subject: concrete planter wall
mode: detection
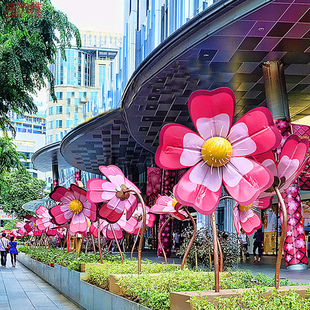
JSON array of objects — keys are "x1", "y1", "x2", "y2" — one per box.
[{"x1": 18, "y1": 253, "x2": 151, "y2": 310}]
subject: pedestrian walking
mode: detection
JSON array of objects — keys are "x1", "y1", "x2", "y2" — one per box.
[
  {"x1": 239, "y1": 228, "x2": 249, "y2": 261},
  {"x1": 9, "y1": 236, "x2": 18, "y2": 267},
  {"x1": 0, "y1": 232, "x2": 10, "y2": 267},
  {"x1": 253, "y1": 228, "x2": 264, "y2": 262}
]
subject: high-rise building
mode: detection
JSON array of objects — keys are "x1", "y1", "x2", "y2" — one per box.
[
  {"x1": 8, "y1": 111, "x2": 46, "y2": 180},
  {"x1": 46, "y1": 30, "x2": 122, "y2": 144}
]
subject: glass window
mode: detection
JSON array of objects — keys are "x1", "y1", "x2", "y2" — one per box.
[
  {"x1": 49, "y1": 135, "x2": 53, "y2": 143},
  {"x1": 56, "y1": 106, "x2": 63, "y2": 114},
  {"x1": 56, "y1": 120, "x2": 62, "y2": 128},
  {"x1": 55, "y1": 134, "x2": 59, "y2": 142},
  {"x1": 66, "y1": 106, "x2": 70, "y2": 114},
  {"x1": 49, "y1": 121, "x2": 53, "y2": 129},
  {"x1": 94, "y1": 35, "x2": 96, "y2": 46},
  {"x1": 48, "y1": 107, "x2": 53, "y2": 115},
  {"x1": 66, "y1": 120, "x2": 72, "y2": 128},
  {"x1": 89, "y1": 35, "x2": 92, "y2": 45}
]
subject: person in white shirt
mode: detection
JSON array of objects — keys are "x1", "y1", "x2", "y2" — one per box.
[{"x1": 0, "y1": 232, "x2": 10, "y2": 267}]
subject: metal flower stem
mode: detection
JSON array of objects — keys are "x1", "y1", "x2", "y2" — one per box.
[
  {"x1": 210, "y1": 211, "x2": 220, "y2": 292},
  {"x1": 181, "y1": 208, "x2": 197, "y2": 270},
  {"x1": 158, "y1": 215, "x2": 171, "y2": 265},
  {"x1": 110, "y1": 224, "x2": 124, "y2": 263},
  {"x1": 91, "y1": 234, "x2": 96, "y2": 254},
  {"x1": 217, "y1": 236, "x2": 223, "y2": 272},
  {"x1": 85, "y1": 234, "x2": 89, "y2": 254},
  {"x1": 131, "y1": 225, "x2": 142, "y2": 261},
  {"x1": 275, "y1": 186, "x2": 287, "y2": 289},
  {"x1": 78, "y1": 237, "x2": 83, "y2": 257},
  {"x1": 107, "y1": 240, "x2": 113, "y2": 252},
  {"x1": 97, "y1": 220, "x2": 103, "y2": 264},
  {"x1": 126, "y1": 189, "x2": 147, "y2": 274}
]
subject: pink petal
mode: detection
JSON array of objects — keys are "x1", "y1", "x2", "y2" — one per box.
[
  {"x1": 82, "y1": 201, "x2": 97, "y2": 222},
  {"x1": 155, "y1": 123, "x2": 203, "y2": 170},
  {"x1": 70, "y1": 213, "x2": 88, "y2": 233},
  {"x1": 98, "y1": 199, "x2": 124, "y2": 223},
  {"x1": 253, "y1": 197, "x2": 272, "y2": 209},
  {"x1": 99, "y1": 165, "x2": 125, "y2": 187},
  {"x1": 188, "y1": 88, "x2": 235, "y2": 139},
  {"x1": 223, "y1": 158, "x2": 274, "y2": 206},
  {"x1": 35, "y1": 205, "x2": 48, "y2": 217},
  {"x1": 278, "y1": 135, "x2": 309, "y2": 180},
  {"x1": 232, "y1": 107, "x2": 281, "y2": 156},
  {"x1": 124, "y1": 178, "x2": 141, "y2": 194},
  {"x1": 240, "y1": 209, "x2": 262, "y2": 235},
  {"x1": 50, "y1": 204, "x2": 72, "y2": 225},
  {"x1": 125, "y1": 195, "x2": 138, "y2": 220},
  {"x1": 174, "y1": 166, "x2": 222, "y2": 215},
  {"x1": 228, "y1": 122, "x2": 256, "y2": 156},
  {"x1": 233, "y1": 205, "x2": 240, "y2": 235},
  {"x1": 189, "y1": 162, "x2": 223, "y2": 192}
]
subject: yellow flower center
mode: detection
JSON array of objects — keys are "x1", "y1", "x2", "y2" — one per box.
[
  {"x1": 201, "y1": 137, "x2": 233, "y2": 167},
  {"x1": 239, "y1": 204, "x2": 253, "y2": 212},
  {"x1": 68, "y1": 200, "x2": 83, "y2": 214},
  {"x1": 172, "y1": 198, "x2": 178, "y2": 209}
]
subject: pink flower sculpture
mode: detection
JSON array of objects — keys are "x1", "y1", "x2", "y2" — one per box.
[
  {"x1": 155, "y1": 88, "x2": 281, "y2": 215},
  {"x1": 132, "y1": 203, "x2": 156, "y2": 234},
  {"x1": 252, "y1": 135, "x2": 309, "y2": 202},
  {"x1": 90, "y1": 213, "x2": 138, "y2": 240},
  {"x1": 87, "y1": 165, "x2": 140, "y2": 223},
  {"x1": 232, "y1": 199, "x2": 270, "y2": 235},
  {"x1": 16, "y1": 221, "x2": 28, "y2": 237},
  {"x1": 24, "y1": 215, "x2": 43, "y2": 237},
  {"x1": 35, "y1": 205, "x2": 57, "y2": 236},
  {"x1": 49, "y1": 184, "x2": 97, "y2": 234},
  {"x1": 150, "y1": 195, "x2": 188, "y2": 221}
]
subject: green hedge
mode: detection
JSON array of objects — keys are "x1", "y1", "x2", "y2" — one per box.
[
  {"x1": 19, "y1": 246, "x2": 121, "y2": 271},
  {"x1": 191, "y1": 286, "x2": 310, "y2": 310}
]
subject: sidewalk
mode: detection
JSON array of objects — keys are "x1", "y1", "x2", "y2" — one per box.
[{"x1": 0, "y1": 259, "x2": 82, "y2": 310}]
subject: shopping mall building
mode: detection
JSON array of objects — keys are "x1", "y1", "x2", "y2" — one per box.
[{"x1": 32, "y1": 0, "x2": 310, "y2": 269}]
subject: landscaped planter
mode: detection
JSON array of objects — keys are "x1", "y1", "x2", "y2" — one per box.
[
  {"x1": 18, "y1": 253, "x2": 151, "y2": 310},
  {"x1": 170, "y1": 285, "x2": 310, "y2": 310}
]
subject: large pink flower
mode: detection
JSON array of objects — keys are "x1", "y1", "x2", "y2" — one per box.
[
  {"x1": 150, "y1": 195, "x2": 188, "y2": 221},
  {"x1": 155, "y1": 88, "x2": 281, "y2": 214},
  {"x1": 232, "y1": 199, "x2": 270, "y2": 235},
  {"x1": 87, "y1": 165, "x2": 140, "y2": 223},
  {"x1": 90, "y1": 213, "x2": 138, "y2": 240},
  {"x1": 24, "y1": 215, "x2": 43, "y2": 237},
  {"x1": 49, "y1": 184, "x2": 97, "y2": 234},
  {"x1": 35, "y1": 205, "x2": 58, "y2": 236},
  {"x1": 132, "y1": 203, "x2": 156, "y2": 235},
  {"x1": 252, "y1": 135, "x2": 309, "y2": 202}
]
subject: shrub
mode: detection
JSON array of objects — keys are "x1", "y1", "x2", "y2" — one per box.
[
  {"x1": 85, "y1": 260, "x2": 180, "y2": 290},
  {"x1": 18, "y1": 246, "x2": 122, "y2": 271},
  {"x1": 178, "y1": 227, "x2": 239, "y2": 270},
  {"x1": 190, "y1": 286, "x2": 310, "y2": 310}
]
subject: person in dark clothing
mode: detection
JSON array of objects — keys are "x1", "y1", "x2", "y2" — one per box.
[
  {"x1": 9, "y1": 236, "x2": 18, "y2": 267},
  {"x1": 253, "y1": 228, "x2": 264, "y2": 262}
]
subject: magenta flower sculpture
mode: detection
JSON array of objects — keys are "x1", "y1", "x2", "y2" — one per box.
[
  {"x1": 253, "y1": 135, "x2": 309, "y2": 201},
  {"x1": 24, "y1": 215, "x2": 43, "y2": 237},
  {"x1": 155, "y1": 88, "x2": 281, "y2": 215},
  {"x1": 87, "y1": 165, "x2": 140, "y2": 222},
  {"x1": 252, "y1": 134, "x2": 309, "y2": 288},
  {"x1": 132, "y1": 203, "x2": 156, "y2": 235},
  {"x1": 232, "y1": 199, "x2": 270, "y2": 235},
  {"x1": 35, "y1": 205, "x2": 57, "y2": 236},
  {"x1": 49, "y1": 184, "x2": 97, "y2": 234}
]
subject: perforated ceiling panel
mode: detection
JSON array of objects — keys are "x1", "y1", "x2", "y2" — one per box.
[{"x1": 60, "y1": 109, "x2": 153, "y2": 175}]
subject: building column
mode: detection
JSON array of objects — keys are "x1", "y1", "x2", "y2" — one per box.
[
  {"x1": 262, "y1": 61, "x2": 308, "y2": 270},
  {"x1": 52, "y1": 164, "x2": 59, "y2": 190}
]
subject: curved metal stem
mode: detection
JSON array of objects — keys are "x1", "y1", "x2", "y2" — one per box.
[
  {"x1": 131, "y1": 226, "x2": 142, "y2": 261},
  {"x1": 181, "y1": 208, "x2": 196, "y2": 270},
  {"x1": 107, "y1": 240, "x2": 113, "y2": 252},
  {"x1": 158, "y1": 216, "x2": 171, "y2": 264},
  {"x1": 210, "y1": 211, "x2": 220, "y2": 292},
  {"x1": 217, "y1": 235, "x2": 223, "y2": 272},
  {"x1": 128, "y1": 189, "x2": 147, "y2": 274},
  {"x1": 91, "y1": 234, "x2": 96, "y2": 254},
  {"x1": 275, "y1": 186, "x2": 287, "y2": 289},
  {"x1": 110, "y1": 225, "x2": 124, "y2": 263},
  {"x1": 97, "y1": 220, "x2": 103, "y2": 264}
]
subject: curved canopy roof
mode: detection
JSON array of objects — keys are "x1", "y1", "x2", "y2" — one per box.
[
  {"x1": 122, "y1": 0, "x2": 310, "y2": 153},
  {"x1": 60, "y1": 109, "x2": 153, "y2": 175}
]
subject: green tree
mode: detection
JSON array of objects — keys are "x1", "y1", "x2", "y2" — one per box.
[
  {"x1": 0, "y1": 168, "x2": 46, "y2": 219},
  {"x1": 0, "y1": 136, "x2": 25, "y2": 175},
  {"x1": 4, "y1": 219, "x2": 18, "y2": 230},
  {"x1": 0, "y1": 0, "x2": 81, "y2": 132}
]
